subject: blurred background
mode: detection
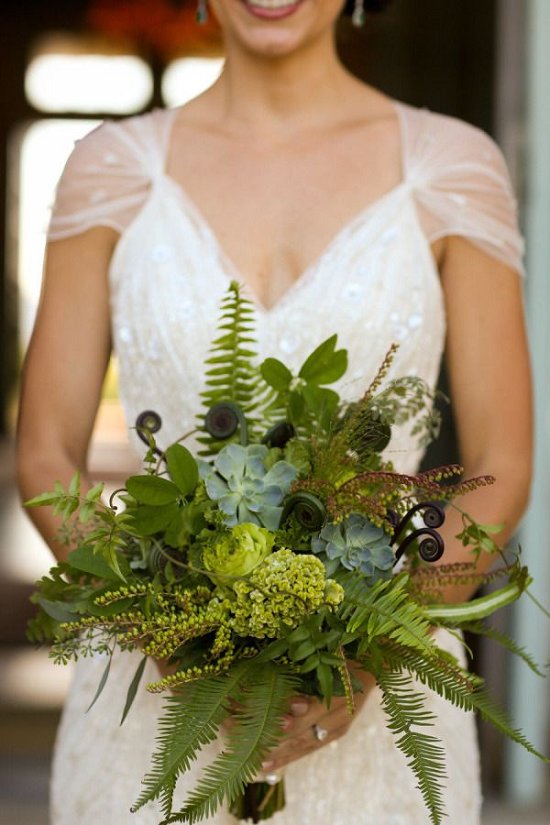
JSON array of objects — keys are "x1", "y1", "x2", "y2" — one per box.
[{"x1": 0, "y1": 0, "x2": 549, "y2": 822}]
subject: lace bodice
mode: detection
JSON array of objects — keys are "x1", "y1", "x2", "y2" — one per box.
[{"x1": 48, "y1": 99, "x2": 524, "y2": 825}]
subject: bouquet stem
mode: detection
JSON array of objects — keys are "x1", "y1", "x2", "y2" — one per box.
[{"x1": 230, "y1": 778, "x2": 286, "y2": 822}]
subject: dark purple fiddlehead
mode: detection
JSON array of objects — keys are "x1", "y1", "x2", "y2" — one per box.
[
  {"x1": 281, "y1": 492, "x2": 326, "y2": 531},
  {"x1": 389, "y1": 501, "x2": 446, "y2": 564},
  {"x1": 204, "y1": 402, "x2": 249, "y2": 446},
  {"x1": 262, "y1": 421, "x2": 295, "y2": 449},
  {"x1": 135, "y1": 410, "x2": 164, "y2": 458}
]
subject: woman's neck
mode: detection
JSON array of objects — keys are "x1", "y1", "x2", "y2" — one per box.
[{"x1": 204, "y1": 31, "x2": 365, "y2": 137}]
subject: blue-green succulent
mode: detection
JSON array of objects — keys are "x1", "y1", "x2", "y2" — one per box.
[
  {"x1": 311, "y1": 513, "x2": 395, "y2": 581},
  {"x1": 199, "y1": 443, "x2": 298, "y2": 530}
]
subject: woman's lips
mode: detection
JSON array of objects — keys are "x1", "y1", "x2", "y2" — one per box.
[{"x1": 240, "y1": 0, "x2": 306, "y2": 22}]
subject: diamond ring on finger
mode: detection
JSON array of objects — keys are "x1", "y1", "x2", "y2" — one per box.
[{"x1": 312, "y1": 723, "x2": 329, "y2": 742}]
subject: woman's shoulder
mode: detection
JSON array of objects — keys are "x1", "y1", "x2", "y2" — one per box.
[
  {"x1": 48, "y1": 108, "x2": 176, "y2": 241},
  {"x1": 393, "y1": 99, "x2": 523, "y2": 275},
  {"x1": 67, "y1": 107, "x2": 176, "y2": 173},
  {"x1": 395, "y1": 99, "x2": 511, "y2": 182}
]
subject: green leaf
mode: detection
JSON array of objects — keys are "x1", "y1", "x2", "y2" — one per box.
[
  {"x1": 36, "y1": 597, "x2": 79, "y2": 623},
  {"x1": 289, "y1": 640, "x2": 317, "y2": 661},
  {"x1": 24, "y1": 491, "x2": 60, "y2": 508},
  {"x1": 67, "y1": 545, "x2": 128, "y2": 581},
  {"x1": 129, "y1": 502, "x2": 180, "y2": 535},
  {"x1": 319, "y1": 652, "x2": 347, "y2": 667},
  {"x1": 165, "y1": 444, "x2": 199, "y2": 496},
  {"x1": 86, "y1": 595, "x2": 135, "y2": 617},
  {"x1": 260, "y1": 358, "x2": 293, "y2": 391},
  {"x1": 287, "y1": 625, "x2": 311, "y2": 644},
  {"x1": 69, "y1": 471, "x2": 81, "y2": 497},
  {"x1": 302, "y1": 385, "x2": 339, "y2": 423},
  {"x1": 255, "y1": 638, "x2": 289, "y2": 662},
  {"x1": 120, "y1": 656, "x2": 148, "y2": 725},
  {"x1": 86, "y1": 653, "x2": 112, "y2": 713},
  {"x1": 298, "y1": 335, "x2": 348, "y2": 385},
  {"x1": 316, "y1": 663, "x2": 333, "y2": 706},
  {"x1": 126, "y1": 475, "x2": 181, "y2": 506},
  {"x1": 424, "y1": 581, "x2": 527, "y2": 624},
  {"x1": 288, "y1": 390, "x2": 306, "y2": 423},
  {"x1": 299, "y1": 653, "x2": 321, "y2": 673},
  {"x1": 85, "y1": 482, "x2": 105, "y2": 503},
  {"x1": 78, "y1": 501, "x2": 96, "y2": 524}
]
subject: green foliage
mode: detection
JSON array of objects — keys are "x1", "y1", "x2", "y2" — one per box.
[
  {"x1": 163, "y1": 664, "x2": 299, "y2": 824},
  {"x1": 461, "y1": 622, "x2": 546, "y2": 677},
  {"x1": 165, "y1": 444, "x2": 199, "y2": 497},
  {"x1": 199, "y1": 281, "x2": 266, "y2": 452},
  {"x1": 456, "y1": 510, "x2": 503, "y2": 557},
  {"x1": 86, "y1": 653, "x2": 113, "y2": 712},
  {"x1": 120, "y1": 655, "x2": 148, "y2": 725},
  {"x1": 374, "y1": 669, "x2": 447, "y2": 825},
  {"x1": 133, "y1": 661, "x2": 298, "y2": 823},
  {"x1": 340, "y1": 574, "x2": 436, "y2": 656},
  {"x1": 260, "y1": 334, "x2": 347, "y2": 433}
]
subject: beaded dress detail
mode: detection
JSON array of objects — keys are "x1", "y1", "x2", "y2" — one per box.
[{"x1": 47, "y1": 100, "x2": 524, "y2": 825}]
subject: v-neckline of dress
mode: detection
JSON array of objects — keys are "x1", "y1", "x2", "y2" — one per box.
[{"x1": 159, "y1": 98, "x2": 410, "y2": 314}]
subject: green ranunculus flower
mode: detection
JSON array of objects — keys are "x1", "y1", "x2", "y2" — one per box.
[{"x1": 203, "y1": 523, "x2": 274, "y2": 584}]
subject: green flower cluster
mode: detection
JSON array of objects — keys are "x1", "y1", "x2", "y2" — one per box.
[
  {"x1": 203, "y1": 522, "x2": 274, "y2": 584},
  {"x1": 229, "y1": 548, "x2": 344, "y2": 638}
]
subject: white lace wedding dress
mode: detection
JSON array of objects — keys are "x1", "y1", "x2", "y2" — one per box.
[{"x1": 46, "y1": 98, "x2": 524, "y2": 824}]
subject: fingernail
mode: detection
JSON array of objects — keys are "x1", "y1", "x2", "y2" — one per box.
[
  {"x1": 261, "y1": 760, "x2": 275, "y2": 771},
  {"x1": 290, "y1": 701, "x2": 309, "y2": 716},
  {"x1": 280, "y1": 716, "x2": 292, "y2": 730}
]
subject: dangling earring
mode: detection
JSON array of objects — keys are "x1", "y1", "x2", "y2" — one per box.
[
  {"x1": 352, "y1": 0, "x2": 366, "y2": 28},
  {"x1": 196, "y1": 0, "x2": 208, "y2": 25}
]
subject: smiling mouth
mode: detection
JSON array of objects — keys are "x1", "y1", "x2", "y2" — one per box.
[{"x1": 240, "y1": 0, "x2": 306, "y2": 21}]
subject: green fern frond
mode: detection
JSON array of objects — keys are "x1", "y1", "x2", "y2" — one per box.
[
  {"x1": 340, "y1": 574, "x2": 436, "y2": 655},
  {"x1": 379, "y1": 641, "x2": 483, "y2": 708},
  {"x1": 198, "y1": 281, "x2": 268, "y2": 453},
  {"x1": 374, "y1": 668, "x2": 447, "y2": 825},
  {"x1": 375, "y1": 641, "x2": 548, "y2": 763},
  {"x1": 132, "y1": 661, "x2": 252, "y2": 816},
  {"x1": 469, "y1": 692, "x2": 548, "y2": 760},
  {"x1": 461, "y1": 621, "x2": 546, "y2": 676},
  {"x1": 164, "y1": 663, "x2": 299, "y2": 823}
]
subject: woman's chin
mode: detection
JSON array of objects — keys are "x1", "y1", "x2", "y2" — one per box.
[
  {"x1": 214, "y1": 0, "x2": 331, "y2": 58},
  {"x1": 238, "y1": 29, "x2": 307, "y2": 57}
]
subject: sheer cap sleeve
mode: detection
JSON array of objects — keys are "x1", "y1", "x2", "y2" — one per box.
[
  {"x1": 402, "y1": 104, "x2": 525, "y2": 276},
  {"x1": 46, "y1": 110, "x2": 172, "y2": 241}
]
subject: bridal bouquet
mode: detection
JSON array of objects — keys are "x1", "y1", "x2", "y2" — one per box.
[{"x1": 26, "y1": 282, "x2": 545, "y2": 825}]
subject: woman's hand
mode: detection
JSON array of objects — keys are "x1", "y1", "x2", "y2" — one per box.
[{"x1": 223, "y1": 668, "x2": 376, "y2": 773}]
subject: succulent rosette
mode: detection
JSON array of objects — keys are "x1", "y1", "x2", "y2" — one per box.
[
  {"x1": 312, "y1": 512, "x2": 395, "y2": 581},
  {"x1": 200, "y1": 443, "x2": 298, "y2": 530}
]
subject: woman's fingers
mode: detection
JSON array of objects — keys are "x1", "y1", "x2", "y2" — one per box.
[
  {"x1": 262, "y1": 719, "x2": 353, "y2": 771},
  {"x1": 262, "y1": 701, "x2": 358, "y2": 769}
]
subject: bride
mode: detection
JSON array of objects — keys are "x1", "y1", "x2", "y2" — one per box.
[{"x1": 16, "y1": 0, "x2": 532, "y2": 822}]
